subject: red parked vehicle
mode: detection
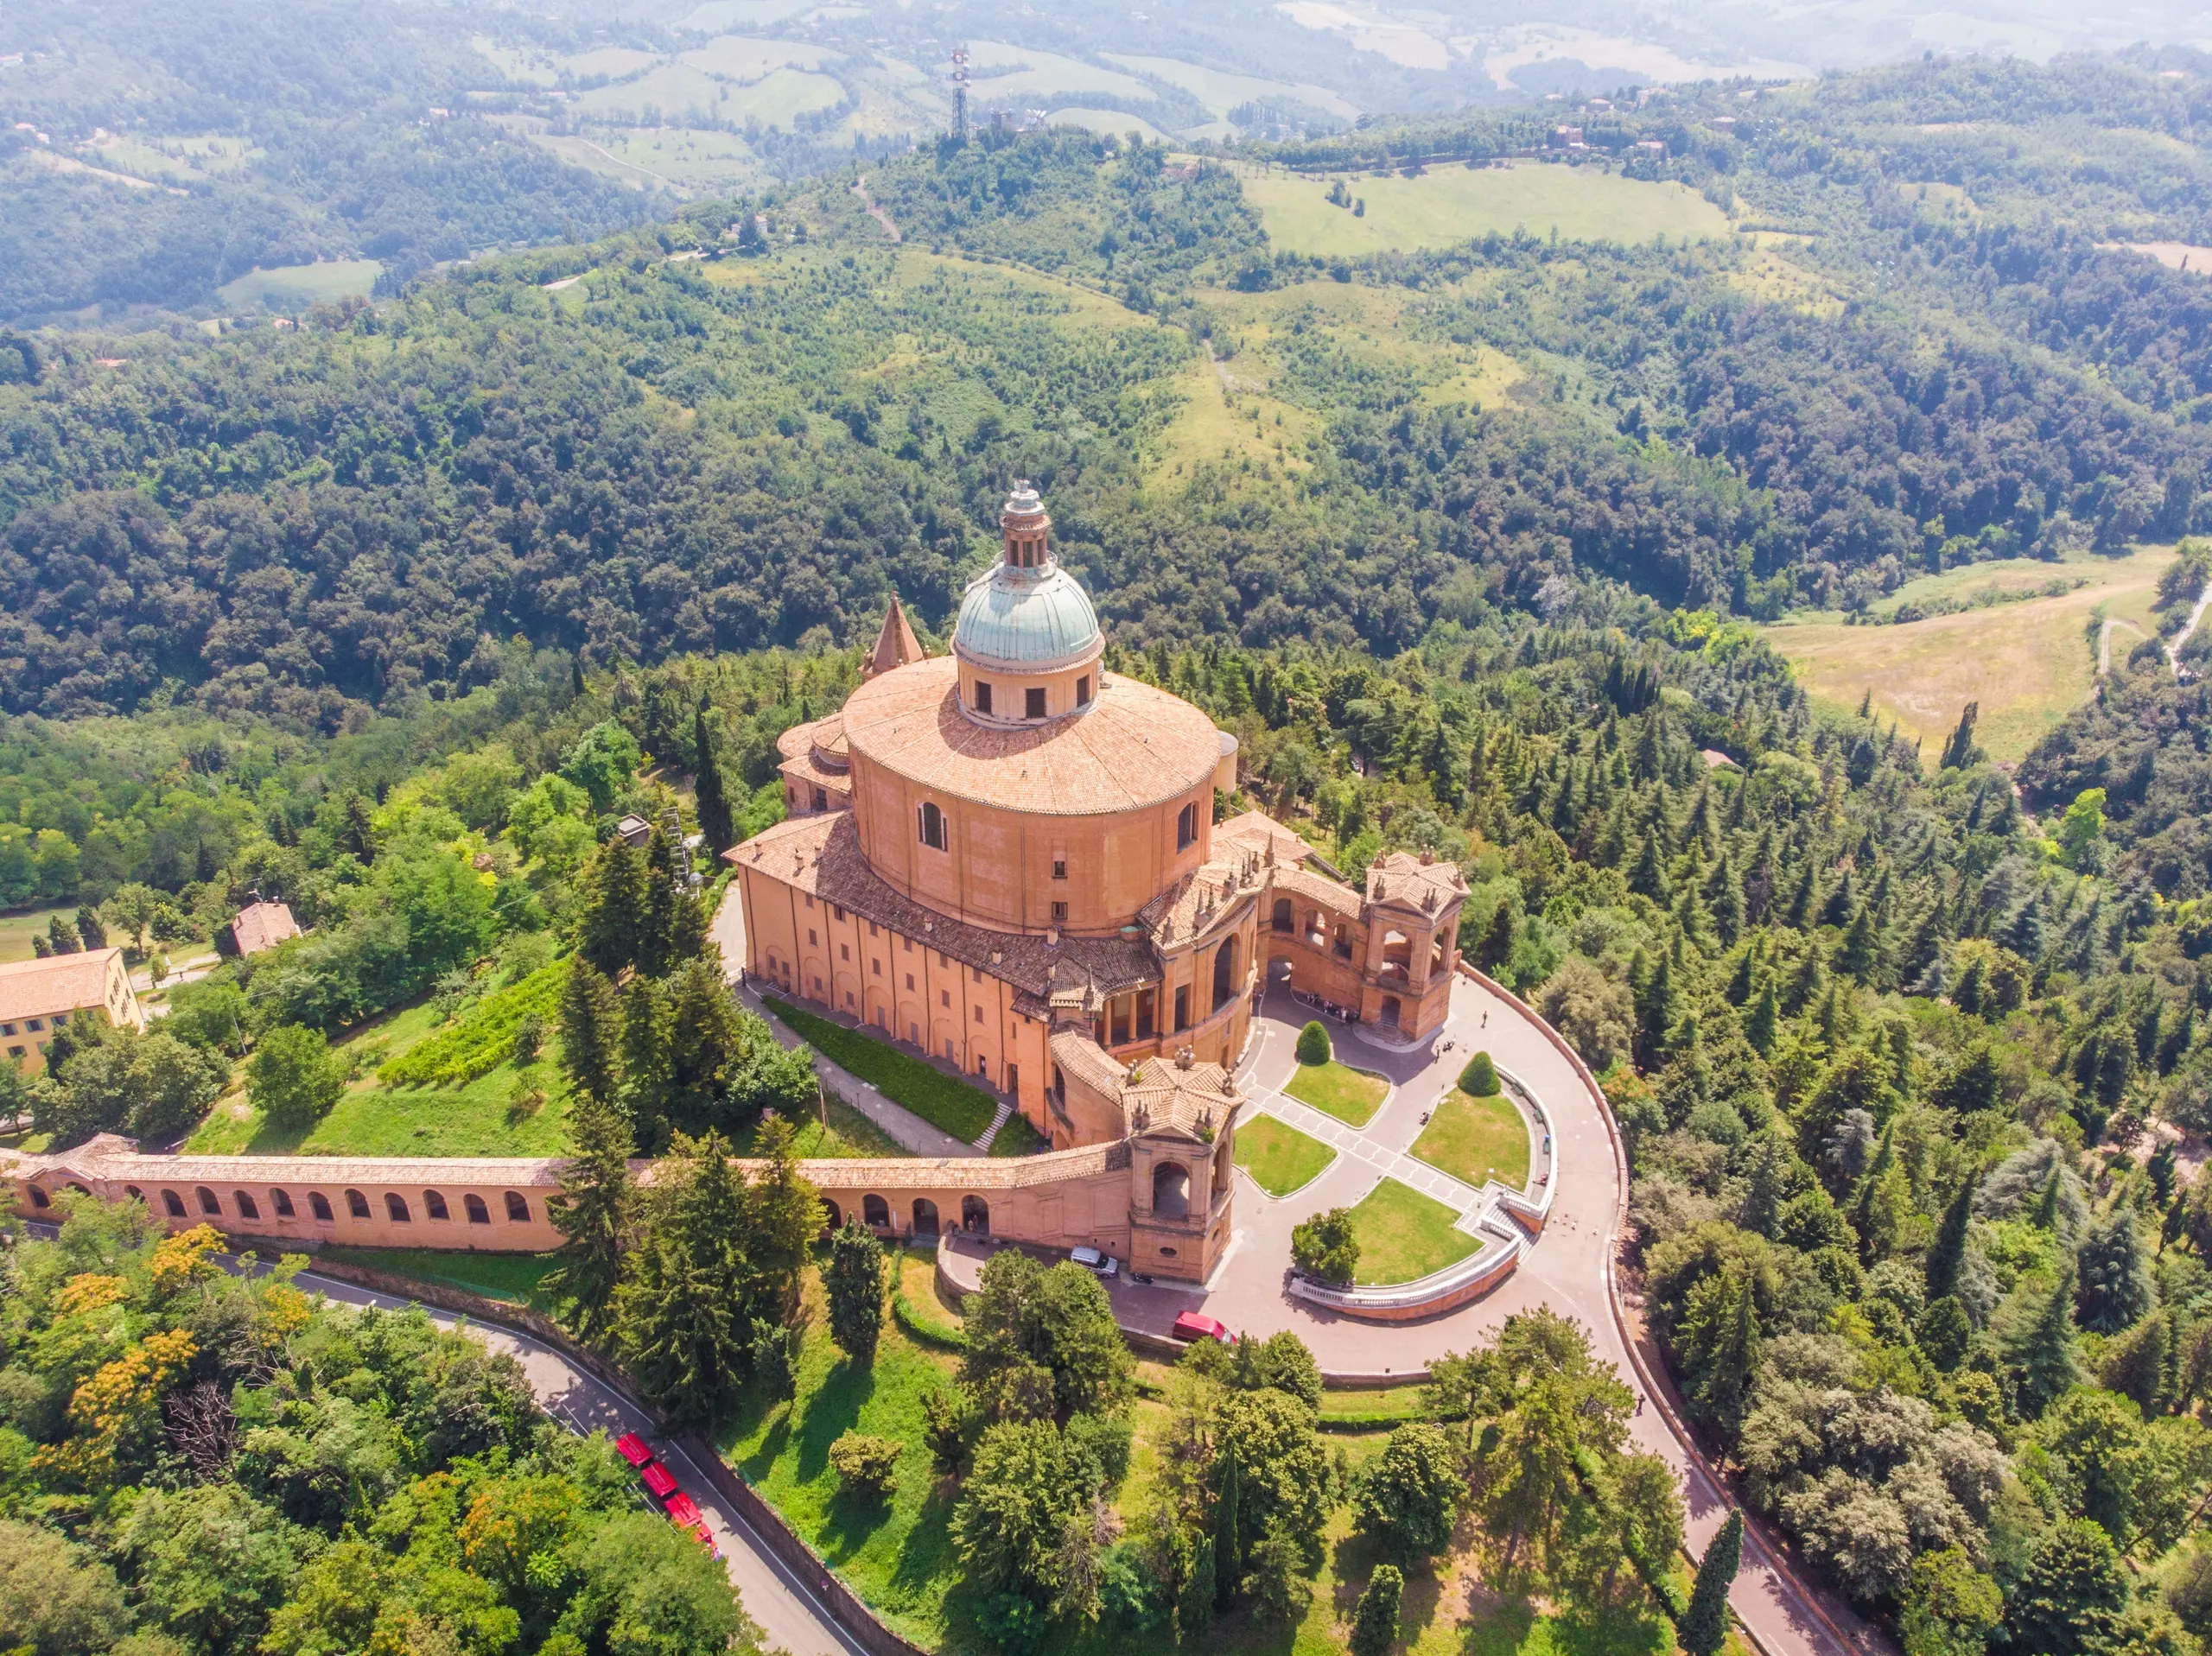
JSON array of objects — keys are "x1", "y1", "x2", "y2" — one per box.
[
  {"x1": 613, "y1": 1432, "x2": 720, "y2": 1558},
  {"x1": 1171, "y1": 1311, "x2": 1234, "y2": 1344}
]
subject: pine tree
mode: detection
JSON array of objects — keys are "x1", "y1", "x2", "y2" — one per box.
[
  {"x1": 1630, "y1": 830, "x2": 1669, "y2": 901},
  {"x1": 546, "y1": 1095, "x2": 635, "y2": 1348},
  {"x1": 2003, "y1": 1262, "x2": 2082, "y2": 1419},
  {"x1": 579, "y1": 837, "x2": 648, "y2": 976},
  {"x1": 1680, "y1": 1511, "x2": 1743, "y2": 1656},
  {"x1": 617, "y1": 1133, "x2": 748, "y2": 1425},
  {"x1": 745, "y1": 1111, "x2": 822, "y2": 1323},
  {"x1": 75, "y1": 905, "x2": 105, "y2": 949},
  {"x1": 1925, "y1": 1177, "x2": 1975, "y2": 1303},
  {"x1": 1745, "y1": 979, "x2": 1779, "y2": 1056},
  {"x1": 825, "y1": 1215, "x2": 886, "y2": 1361},
  {"x1": 1938, "y1": 702, "x2": 1983, "y2": 771},
  {"x1": 1837, "y1": 903, "x2": 1880, "y2": 982},
  {"x1": 694, "y1": 702, "x2": 736, "y2": 853},
  {"x1": 559, "y1": 958, "x2": 624, "y2": 1107},
  {"x1": 667, "y1": 956, "x2": 744, "y2": 1116}
]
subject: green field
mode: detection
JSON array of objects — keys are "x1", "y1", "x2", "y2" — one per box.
[
  {"x1": 1099, "y1": 54, "x2": 1357, "y2": 121},
  {"x1": 964, "y1": 40, "x2": 1159, "y2": 106},
  {"x1": 1049, "y1": 108, "x2": 1177, "y2": 144},
  {"x1": 1284, "y1": 1058, "x2": 1389, "y2": 1127},
  {"x1": 1765, "y1": 544, "x2": 2177, "y2": 763},
  {"x1": 0, "y1": 906, "x2": 82, "y2": 965},
  {"x1": 216, "y1": 260, "x2": 382, "y2": 309},
  {"x1": 1409, "y1": 1088, "x2": 1530, "y2": 1190},
  {"x1": 1345, "y1": 1178, "x2": 1478, "y2": 1285},
  {"x1": 1233, "y1": 1113, "x2": 1337, "y2": 1196},
  {"x1": 1240, "y1": 159, "x2": 1733, "y2": 257}
]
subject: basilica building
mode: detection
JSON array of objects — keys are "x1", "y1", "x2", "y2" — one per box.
[{"x1": 728, "y1": 485, "x2": 1467, "y2": 1275}]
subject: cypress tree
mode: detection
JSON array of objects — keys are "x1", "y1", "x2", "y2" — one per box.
[
  {"x1": 559, "y1": 958, "x2": 624, "y2": 1107},
  {"x1": 1925, "y1": 1177, "x2": 1975, "y2": 1303},
  {"x1": 695, "y1": 703, "x2": 735, "y2": 853},
  {"x1": 579, "y1": 836, "x2": 648, "y2": 976},
  {"x1": 640, "y1": 827, "x2": 683, "y2": 978},
  {"x1": 825, "y1": 1216, "x2": 886, "y2": 1361},
  {"x1": 75, "y1": 905, "x2": 106, "y2": 949},
  {"x1": 1350, "y1": 1564, "x2": 1403, "y2": 1656},
  {"x1": 546, "y1": 1095, "x2": 635, "y2": 1348},
  {"x1": 1214, "y1": 1441, "x2": 1243, "y2": 1611},
  {"x1": 1680, "y1": 1511, "x2": 1743, "y2": 1656}
]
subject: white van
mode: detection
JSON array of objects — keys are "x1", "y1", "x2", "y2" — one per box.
[{"x1": 1071, "y1": 1246, "x2": 1119, "y2": 1278}]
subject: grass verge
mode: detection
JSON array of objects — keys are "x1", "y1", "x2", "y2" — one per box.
[
  {"x1": 314, "y1": 1245, "x2": 561, "y2": 1309},
  {"x1": 764, "y1": 996, "x2": 997, "y2": 1143},
  {"x1": 1409, "y1": 1088, "x2": 1530, "y2": 1190},
  {"x1": 1285, "y1": 1059, "x2": 1389, "y2": 1127},
  {"x1": 1234, "y1": 1114, "x2": 1337, "y2": 1196},
  {"x1": 1344, "y1": 1178, "x2": 1478, "y2": 1286}
]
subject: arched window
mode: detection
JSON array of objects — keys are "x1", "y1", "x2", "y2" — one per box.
[
  {"x1": 162, "y1": 1190, "x2": 187, "y2": 1218},
  {"x1": 309, "y1": 1191, "x2": 334, "y2": 1222},
  {"x1": 196, "y1": 1186, "x2": 220, "y2": 1216},
  {"x1": 862, "y1": 1194, "x2": 890, "y2": 1228},
  {"x1": 912, "y1": 1198, "x2": 939, "y2": 1237},
  {"x1": 961, "y1": 1196, "x2": 989, "y2": 1235},
  {"x1": 385, "y1": 1193, "x2": 411, "y2": 1223},
  {"x1": 345, "y1": 1190, "x2": 371, "y2": 1220},
  {"x1": 424, "y1": 1190, "x2": 449, "y2": 1221},
  {"x1": 1271, "y1": 897, "x2": 1292, "y2": 933},
  {"x1": 1211, "y1": 935, "x2": 1238, "y2": 1012},
  {"x1": 1177, "y1": 802, "x2": 1198, "y2": 850},
  {"x1": 124, "y1": 1185, "x2": 143, "y2": 1202},
  {"x1": 27, "y1": 1184, "x2": 49, "y2": 1209},
  {"x1": 234, "y1": 1191, "x2": 261, "y2": 1221},
  {"x1": 271, "y1": 1189, "x2": 295, "y2": 1217},
  {"x1": 465, "y1": 1194, "x2": 491, "y2": 1225},
  {"x1": 918, "y1": 800, "x2": 947, "y2": 851},
  {"x1": 1152, "y1": 1162, "x2": 1190, "y2": 1221},
  {"x1": 505, "y1": 1191, "x2": 531, "y2": 1223},
  {"x1": 821, "y1": 1198, "x2": 842, "y2": 1233}
]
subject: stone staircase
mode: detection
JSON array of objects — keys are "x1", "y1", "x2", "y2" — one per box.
[{"x1": 973, "y1": 1099, "x2": 1015, "y2": 1152}]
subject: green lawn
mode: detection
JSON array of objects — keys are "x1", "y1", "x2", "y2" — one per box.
[
  {"x1": 0, "y1": 906, "x2": 83, "y2": 964},
  {"x1": 215, "y1": 258, "x2": 382, "y2": 309},
  {"x1": 1285, "y1": 1059, "x2": 1389, "y2": 1127},
  {"x1": 313, "y1": 1245, "x2": 561, "y2": 1309},
  {"x1": 1344, "y1": 1179, "x2": 1478, "y2": 1286},
  {"x1": 765, "y1": 997, "x2": 998, "y2": 1144},
  {"x1": 1240, "y1": 159, "x2": 1732, "y2": 258},
  {"x1": 1409, "y1": 1088, "x2": 1530, "y2": 1191},
  {"x1": 737, "y1": 1095, "x2": 912, "y2": 1160},
  {"x1": 1233, "y1": 1114, "x2": 1336, "y2": 1196}
]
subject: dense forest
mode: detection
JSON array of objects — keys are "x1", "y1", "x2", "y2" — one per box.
[{"x1": 0, "y1": 1201, "x2": 758, "y2": 1655}]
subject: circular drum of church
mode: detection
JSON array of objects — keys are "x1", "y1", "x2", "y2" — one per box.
[{"x1": 838, "y1": 655, "x2": 1224, "y2": 935}]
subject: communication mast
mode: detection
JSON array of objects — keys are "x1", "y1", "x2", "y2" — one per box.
[{"x1": 949, "y1": 46, "x2": 969, "y2": 142}]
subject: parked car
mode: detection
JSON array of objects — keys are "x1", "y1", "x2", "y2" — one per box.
[
  {"x1": 614, "y1": 1432, "x2": 721, "y2": 1558},
  {"x1": 1171, "y1": 1311, "x2": 1234, "y2": 1343},
  {"x1": 1071, "y1": 1245, "x2": 1120, "y2": 1278}
]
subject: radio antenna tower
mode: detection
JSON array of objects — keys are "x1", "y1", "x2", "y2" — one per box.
[{"x1": 949, "y1": 46, "x2": 969, "y2": 142}]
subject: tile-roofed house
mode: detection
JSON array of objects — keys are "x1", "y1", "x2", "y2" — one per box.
[
  {"x1": 0, "y1": 949, "x2": 143, "y2": 1073},
  {"x1": 230, "y1": 899, "x2": 301, "y2": 957}
]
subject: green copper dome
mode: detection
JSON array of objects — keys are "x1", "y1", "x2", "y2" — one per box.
[{"x1": 950, "y1": 482, "x2": 1103, "y2": 670}]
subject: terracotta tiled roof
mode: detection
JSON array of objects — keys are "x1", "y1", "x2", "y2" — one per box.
[
  {"x1": 737, "y1": 812, "x2": 1157, "y2": 1003},
  {"x1": 866, "y1": 594, "x2": 928, "y2": 678},
  {"x1": 1050, "y1": 1027, "x2": 1128, "y2": 1098},
  {"x1": 231, "y1": 901, "x2": 301, "y2": 957},
  {"x1": 1123, "y1": 1053, "x2": 1239, "y2": 1141},
  {"x1": 1215, "y1": 809, "x2": 1313, "y2": 866},
  {"x1": 1367, "y1": 850, "x2": 1467, "y2": 917},
  {"x1": 1138, "y1": 855, "x2": 1265, "y2": 949},
  {"x1": 1269, "y1": 862, "x2": 1366, "y2": 919},
  {"x1": 841, "y1": 657, "x2": 1220, "y2": 816},
  {"x1": 775, "y1": 714, "x2": 849, "y2": 771},
  {"x1": 0, "y1": 949, "x2": 123, "y2": 1025},
  {"x1": 5, "y1": 1133, "x2": 1123, "y2": 1193}
]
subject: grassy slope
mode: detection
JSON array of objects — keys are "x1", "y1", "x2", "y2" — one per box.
[
  {"x1": 1345, "y1": 1178, "x2": 1478, "y2": 1285},
  {"x1": 1285, "y1": 1060, "x2": 1389, "y2": 1127},
  {"x1": 1234, "y1": 1113, "x2": 1337, "y2": 1196},
  {"x1": 765, "y1": 997, "x2": 998, "y2": 1144},
  {"x1": 1239, "y1": 159, "x2": 1732, "y2": 258},
  {"x1": 1408, "y1": 1089, "x2": 1529, "y2": 1190},
  {"x1": 315, "y1": 1245, "x2": 561, "y2": 1307},
  {"x1": 1764, "y1": 544, "x2": 2177, "y2": 763}
]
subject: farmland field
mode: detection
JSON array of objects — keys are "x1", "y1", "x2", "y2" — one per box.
[
  {"x1": 1100, "y1": 53, "x2": 1357, "y2": 120},
  {"x1": 963, "y1": 40, "x2": 1160, "y2": 108},
  {"x1": 680, "y1": 35, "x2": 841, "y2": 78},
  {"x1": 216, "y1": 260, "x2": 382, "y2": 309},
  {"x1": 1049, "y1": 107, "x2": 1177, "y2": 144},
  {"x1": 1240, "y1": 159, "x2": 1734, "y2": 257},
  {"x1": 1765, "y1": 545, "x2": 2177, "y2": 763}
]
